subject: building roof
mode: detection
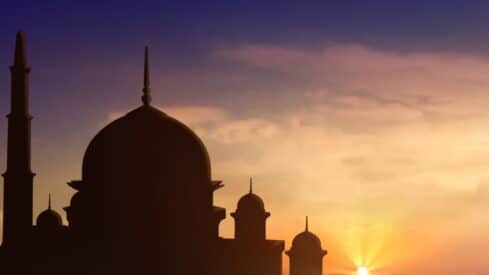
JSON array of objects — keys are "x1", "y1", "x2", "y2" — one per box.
[
  {"x1": 288, "y1": 217, "x2": 326, "y2": 253},
  {"x1": 235, "y1": 178, "x2": 266, "y2": 212},
  {"x1": 81, "y1": 48, "x2": 212, "y2": 193},
  {"x1": 36, "y1": 195, "x2": 62, "y2": 229}
]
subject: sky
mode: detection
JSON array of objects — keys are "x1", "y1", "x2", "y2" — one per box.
[{"x1": 1, "y1": 1, "x2": 489, "y2": 274}]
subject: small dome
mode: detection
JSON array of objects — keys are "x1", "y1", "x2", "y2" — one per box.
[
  {"x1": 237, "y1": 193, "x2": 265, "y2": 212},
  {"x1": 289, "y1": 217, "x2": 325, "y2": 253},
  {"x1": 37, "y1": 209, "x2": 62, "y2": 229},
  {"x1": 236, "y1": 179, "x2": 265, "y2": 212},
  {"x1": 291, "y1": 231, "x2": 322, "y2": 250},
  {"x1": 37, "y1": 195, "x2": 62, "y2": 229}
]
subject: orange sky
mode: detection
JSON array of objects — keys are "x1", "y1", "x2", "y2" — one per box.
[{"x1": 2, "y1": 42, "x2": 489, "y2": 275}]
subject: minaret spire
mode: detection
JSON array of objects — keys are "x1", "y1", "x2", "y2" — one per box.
[
  {"x1": 2, "y1": 31, "x2": 35, "y2": 246},
  {"x1": 142, "y1": 46, "x2": 152, "y2": 106},
  {"x1": 48, "y1": 194, "x2": 51, "y2": 210},
  {"x1": 305, "y1": 216, "x2": 309, "y2": 232},
  {"x1": 14, "y1": 31, "x2": 28, "y2": 68},
  {"x1": 10, "y1": 31, "x2": 30, "y2": 116},
  {"x1": 249, "y1": 177, "x2": 253, "y2": 194}
]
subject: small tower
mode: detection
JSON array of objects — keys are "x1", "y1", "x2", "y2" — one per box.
[
  {"x1": 286, "y1": 217, "x2": 327, "y2": 275},
  {"x1": 231, "y1": 178, "x2": 270, "y2": 242},
  {"x1": 2, "y1": 31, "x2": 35, "y2": 245},
  {"x1": 36, "y1": 194, "x2": 63, "y2": 232}
]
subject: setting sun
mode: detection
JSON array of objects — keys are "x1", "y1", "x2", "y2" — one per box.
[{"x1": 358, "y1": 266, "x2": 369, "y2": 275}]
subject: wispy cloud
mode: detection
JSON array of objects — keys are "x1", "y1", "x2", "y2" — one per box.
[
  {"x1": 171, "y1": 43, "x2": 489, "y2": 273},
  {"x1": 3, "y1": 41, "x2": 489, "y2": 274}
]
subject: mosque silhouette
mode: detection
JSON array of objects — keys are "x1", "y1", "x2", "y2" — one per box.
[{"x1": 0, "y1": 32, "x2": 327, "y2": 275}]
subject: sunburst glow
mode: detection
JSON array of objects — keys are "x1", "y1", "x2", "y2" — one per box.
[{"x1": 357, "y1": 266, "x2": 369, "y2": 275}]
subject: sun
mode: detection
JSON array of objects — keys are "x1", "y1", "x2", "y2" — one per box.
[{"x1": 357, "y1": 266, "x2": 369, "y2": 275}]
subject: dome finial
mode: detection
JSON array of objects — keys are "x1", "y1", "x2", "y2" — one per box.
[
  {"x1": 305, "y1": 216, "x2": 309, "y2": 232},
  {"x1": 48, "y1": 193, "x2": 52, "y2": 210},
  {"x1": 249, "y1": 177, "x2": 253, "y2": 194},
  {"x1": 142, "y1": 46, "x2": 152, "y2": 106}
]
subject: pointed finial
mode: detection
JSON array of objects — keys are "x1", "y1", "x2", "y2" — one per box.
[
  {"x1": 142, "y1": 46, "x2": 152, "y2": 106},
  {"x1": 48, "y1": 194, "x2": 52, "y2": 210},
  {"x1": 13, "y1": 31, "x2": 28, "y2": 68},
  {"x1": 305, "y1": 216, "x2": 309, "y2": 232},
  {"x1": 249, "y1": 177, "x2": 253, "y2": 194}
]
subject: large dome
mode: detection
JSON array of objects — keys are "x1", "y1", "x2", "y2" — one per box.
[
  {"x1": 82, "y1": 105, "x2": 211, "y2": 187},
  {"x1": 72, "y1": 47, "x2": 217, "y2": 235},
  {"x1": 64, "y1": 48, "x2": 223, "y2": 275}
]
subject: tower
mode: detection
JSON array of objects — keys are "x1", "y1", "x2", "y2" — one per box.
[
  {"x1": 2, "y1": 31, "x2": 35, "y2": 245},
  {"x1": 226, "y1": 178, "x2": 283, "y2": 275},
  {"x1": 36, "y1": 195, "x2": 63, "y2": 231},
  {"x1": 231, "y1": 178, "x2": 270, "y2": 242},
  {"x1": 286, "y1": 217, "x2": 327, "y2": 275}
]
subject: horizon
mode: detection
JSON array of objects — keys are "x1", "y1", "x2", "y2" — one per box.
[{"x1": 1, "y1": 1, "x2": 489, "y2": 274}]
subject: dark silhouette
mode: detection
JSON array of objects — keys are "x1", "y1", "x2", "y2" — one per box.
[
  {"x1": 287, "y1": 217, "x2": 328, "y2": 275},
  {"x1": 0, "y1": 32, "x2": 327, "y2": 275},
  {"x1": 2, "y1": 31, "x2": 34, "y2": 247},
  {"x1": 217, "y1": 178, "x2": 284, "y2": 275}
]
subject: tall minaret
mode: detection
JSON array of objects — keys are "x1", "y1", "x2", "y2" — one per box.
[{"x1": 2, "y1": 31, "x2": 35, "y2": 245}]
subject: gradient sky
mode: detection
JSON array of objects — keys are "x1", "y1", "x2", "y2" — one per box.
[{"x1": 2, "y1": 1, "x2": 489, "y2": 274}]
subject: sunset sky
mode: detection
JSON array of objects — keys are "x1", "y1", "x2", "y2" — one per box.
[{"x1": 1, "y1": 1, "x2": 489, "y2": 274}]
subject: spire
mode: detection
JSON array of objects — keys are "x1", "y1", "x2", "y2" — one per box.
[
  {"x1": 13, "y1": 31, "x2": 28, "y2": 68},
  {"x1": 305, "y1": 216, "x2": 309, "y2": 232},
  {"x1": 142, "y1": 46, "x2": 152, "y2": 106},
  {"x1": 48, "y1": 194, "x2": 51, "y2": 210},
  {"x1": 249, "y1": 177, "x2": 253, "y2": 194},
  {"x1": 9, "y1": 30, "x2": 31, "y2": 116}
]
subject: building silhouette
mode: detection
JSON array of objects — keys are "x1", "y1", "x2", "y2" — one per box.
[
  {"x1": 0, "y1": 32, "x2": 327, "y2": 275},
  {"x1": 287, "y1": 217, "x2": 328, "y2": 275}
]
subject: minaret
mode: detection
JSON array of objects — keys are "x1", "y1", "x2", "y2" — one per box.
[{"x1": 2, "y1": 31, "x2": 35, "y2": 245}]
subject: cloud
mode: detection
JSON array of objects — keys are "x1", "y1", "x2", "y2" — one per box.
[
  {"x1": 215, "y1": 43, "x2": 489, "y2": 124},
  {"x1": 2, "y1": 41, "x2": 489, "y2": 273},
  {"x1": 164, "y1": 106, "x2": 230, "y2": 124},
  {"x1": 166, "y1": 99, "x2": 489, "y2": 273},
  {"x1": 159, "y1": 43, "x2": 489, "y2": 272}
]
